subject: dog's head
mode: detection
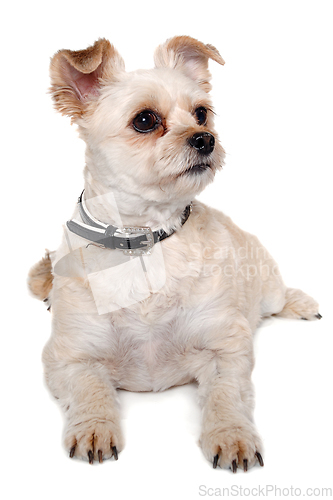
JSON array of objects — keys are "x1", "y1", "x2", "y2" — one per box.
[{"x1": 50, "y1": 37, "x2": 225, "y2": 205}]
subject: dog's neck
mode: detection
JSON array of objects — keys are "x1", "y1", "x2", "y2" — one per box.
[{"x1": 83, "y1": 168, "x2": 191, "y2": 234}]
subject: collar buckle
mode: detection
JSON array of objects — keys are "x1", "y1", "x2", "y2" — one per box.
[{"x1": 120, "y1": 226, "x2": 154, "y2": 256}]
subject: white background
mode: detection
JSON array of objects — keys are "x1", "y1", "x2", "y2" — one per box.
[{"x1": 1, "y1": 1, "x2": 332, "y2": 498}]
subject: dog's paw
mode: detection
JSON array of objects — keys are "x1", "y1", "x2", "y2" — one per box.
[
  {"x1": 275, "y1": 287, "x2": 322, "y2": 321},
  {"x1": 65, "y1": 419, "x2": 123, "y2": 464},
  {"x1": 200, "y1": 424, "x2": 264, "y2": 473}
]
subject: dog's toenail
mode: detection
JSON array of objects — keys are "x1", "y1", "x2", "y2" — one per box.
[
  {"x1": 88, "y1": 450, "x2": 94, "y2": 464},
  {"x1": 315, "y1": 313, "x2": 322, "y2": 319},
  {"x1": 98, "y1": 450, "x2": 103, "y2": 463},
  {"x1": 213, "y1": 454, "x2": 219, "y2": 468},
  {"x1": 243, "y1": 459, "x2": 248, "y2": 472},
  {"x1": 111, "y1": 446, "x2": 118, "y2": 460},
  {"x1": 255, "y1": 451, "x2": 264, "y2": 467},
  {"x1": 232, "y1": 460, "x2": 237, "y2": 473},
  {"x1": 69, "y1": 446, "x2": 75, "y2": 458}
]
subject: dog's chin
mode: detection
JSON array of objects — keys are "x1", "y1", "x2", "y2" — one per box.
[{"x1": 181, "y1": 163, "x2": 211, "y2": 176}]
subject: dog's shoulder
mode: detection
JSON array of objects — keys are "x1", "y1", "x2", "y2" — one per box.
[
  {"x1": 180, "y1": 200, "x2": 260, "y2": 255},
  {"x1": 184, "y1": 200, "x2": 237, "y2": 242}
]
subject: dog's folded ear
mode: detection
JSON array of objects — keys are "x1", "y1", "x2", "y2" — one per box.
[
  {"x1": 50, "y1": 39, "x2": 125, "y2": 119},
  {"x1": 154, "y1": 36, "x2": 224, "y2": 92}
]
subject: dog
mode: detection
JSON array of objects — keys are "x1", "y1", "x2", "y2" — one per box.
[{"x1": 28, "y1": 36, "x2": 321, "y2": 472}]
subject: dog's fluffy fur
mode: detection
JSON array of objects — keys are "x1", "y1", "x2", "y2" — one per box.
[{"x1": 28, "y1": 36, "x2": 320, "y2": 471}]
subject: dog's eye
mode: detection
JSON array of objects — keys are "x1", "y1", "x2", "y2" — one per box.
[
  {"x1": 195, "y1": 107, "x2": 208, "y2": 126},
  {"x1": 133, "y1": 110, "x2": 158, "y2": 133}
]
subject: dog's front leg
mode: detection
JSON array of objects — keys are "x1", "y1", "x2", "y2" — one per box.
[
  {"x1": 43, "y1": 344, "x2": 123, "y2": 463},
  {"x1": 197, "y1": 316, "x2": 263, "y2": 472}
]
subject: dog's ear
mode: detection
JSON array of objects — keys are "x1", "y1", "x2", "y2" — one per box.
[
  {"x1": 154, "y1": 36, "x2": 224, "y2": 92},
  {"x1": 50, "y1": 38, "x2": 125, "y2": 119}
]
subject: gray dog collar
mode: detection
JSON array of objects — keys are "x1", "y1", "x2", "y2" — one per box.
[{"x1": 66, "y1": 191, "x2": 192, "y2": 256}]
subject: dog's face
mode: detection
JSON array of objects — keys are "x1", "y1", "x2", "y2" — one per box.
[{"x1": 50, "y1": 37, "x2": 225, "y2": 205}]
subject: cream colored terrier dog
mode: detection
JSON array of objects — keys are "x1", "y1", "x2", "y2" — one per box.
[{"x1": 28, "y1": 36, "x2": 321, "y2": 472}]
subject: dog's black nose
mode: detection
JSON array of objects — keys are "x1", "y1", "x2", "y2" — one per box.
[{"x1": 188, "y1": 133, "x2": 215, "y2": 155}]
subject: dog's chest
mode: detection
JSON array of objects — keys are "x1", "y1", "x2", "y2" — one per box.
[{"x1": 109, "y1": 289, "x2": 203, "y2": 392}]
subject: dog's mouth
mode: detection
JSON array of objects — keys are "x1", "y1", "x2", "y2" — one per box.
[{"x1": 180, "y1": 164, "x2": 211, "y2": 176}]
